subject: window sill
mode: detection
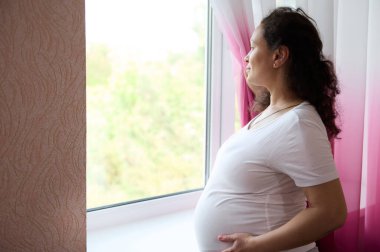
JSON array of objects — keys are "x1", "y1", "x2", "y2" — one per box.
[
  {"x1": 87, "y1": 191, "x2": 201, "y2": 252},
  {"x1": 87, "y1": 209, "x2": 198, "y2": 252}
]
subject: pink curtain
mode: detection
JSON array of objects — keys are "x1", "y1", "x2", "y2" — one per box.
[
  {"x1": 210, "y1": 0, "x2": 255, "y2": 126},
  {"x1": 318, "y1": 0, "x2": 380, "y2": 251}
]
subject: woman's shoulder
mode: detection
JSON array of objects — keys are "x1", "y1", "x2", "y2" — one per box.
[
  {"x1": 286, "y1": 101, "x2": 328, "y2": 136},
  {"x1": 288, "y1": 101, "x2": 321, "y2": 122}
]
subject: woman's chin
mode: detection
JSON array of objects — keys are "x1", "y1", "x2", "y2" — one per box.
[{"x1": 247, "y1": 82, "x2": 261, "y2": 90}]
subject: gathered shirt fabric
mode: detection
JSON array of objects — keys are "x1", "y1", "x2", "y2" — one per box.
[{"x1": 194, "y1": 101, "x2": 339, "y2": 252}]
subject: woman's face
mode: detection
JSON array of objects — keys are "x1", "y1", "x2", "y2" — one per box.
[{"x1": 244, "y1": 25, "x2": 275, "y2": 90}]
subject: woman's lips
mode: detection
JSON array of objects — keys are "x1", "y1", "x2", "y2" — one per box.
[{"x1": 244, "y1": 68, "x2": 250, "y2": 78}]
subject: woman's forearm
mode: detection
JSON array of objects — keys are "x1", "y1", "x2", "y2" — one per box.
[
  {"x1": 253, "y1": 206, "x2": 346, "y2": 251},
  {"x1": 252, "y1": 179, "x2": 347, "y2": 251}
]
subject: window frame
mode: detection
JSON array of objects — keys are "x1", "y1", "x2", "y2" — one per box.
[{"x1": 87, "y1": 0, "x2": 236, "y2": 230}]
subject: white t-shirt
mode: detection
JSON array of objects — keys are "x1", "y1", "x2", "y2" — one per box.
[{"x1": 194, "y1": 101, "x2": 339, "y2": 252}]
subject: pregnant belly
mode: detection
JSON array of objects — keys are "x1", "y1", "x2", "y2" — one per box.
[
  {"x1": 193, "y1": 193, "x2": 306, "y2": 252},
  {"x1": 194, "y1": 198, "x2": 271, "y2": 252}
]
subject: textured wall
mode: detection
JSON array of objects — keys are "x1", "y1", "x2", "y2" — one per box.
[{"x1": 0, "y1": 0, "x2": 86, "y2": 251}]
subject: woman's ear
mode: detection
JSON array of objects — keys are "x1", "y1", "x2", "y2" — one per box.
[{"x1": 272, "y1": 45, "x2": 289, "y2": 68}]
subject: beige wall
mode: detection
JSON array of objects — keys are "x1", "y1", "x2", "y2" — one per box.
[{"x1": 0, "y1": 0, "x2": 86, "y2": 251}]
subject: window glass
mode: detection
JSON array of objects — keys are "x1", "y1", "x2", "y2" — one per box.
[
  {"x1": 86, "y1": 0, "x2": 207, "y2": 209},
  {"x1": 276, "y1": 0, "x2": 296, "y2": 8}
]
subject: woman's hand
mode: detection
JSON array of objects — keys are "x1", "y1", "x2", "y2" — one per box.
[{"x1": 218, "y1": 232, "x2": 262, "y2": 252}]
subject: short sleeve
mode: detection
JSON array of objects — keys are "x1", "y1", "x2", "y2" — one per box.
[{"x1": 268, "y1": 112, "x2": 339, "y2": 187}]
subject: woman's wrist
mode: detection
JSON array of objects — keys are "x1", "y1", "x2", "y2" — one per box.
[
  {"x1": 250, "y1": 234, "x2": 277, "y2": 252},
  {"x1": 250, "y1": 236, "x2": 267, "y2": 252}
]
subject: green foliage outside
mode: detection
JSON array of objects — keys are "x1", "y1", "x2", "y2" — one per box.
[{"x1": 86, "y1": 24, "x2": 206, "y2": 209}]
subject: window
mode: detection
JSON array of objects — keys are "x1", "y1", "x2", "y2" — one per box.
[
  {"x1": 276, "y1": 0, "x2": 296, "y2": 8},
  {"x1": 86, "y1": 0, "x2": 209, "y2": 209}
]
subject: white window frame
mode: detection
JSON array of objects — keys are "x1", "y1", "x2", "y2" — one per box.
[{"x1": 87, "y1": 2, "x2": 236, "y2": 231}]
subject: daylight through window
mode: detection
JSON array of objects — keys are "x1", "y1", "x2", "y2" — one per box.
[{"x1": 86, "y1": 0, "x2": 208, "y2": 209}]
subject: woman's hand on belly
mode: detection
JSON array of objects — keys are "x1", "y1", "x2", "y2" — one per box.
[{"x1": 218, "y1": 232, "x2": 262, "y2": 252}]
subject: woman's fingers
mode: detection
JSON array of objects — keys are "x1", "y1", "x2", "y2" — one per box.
[
  {"x1": 218, "y1": 233, "x2": 257, "y2": 252},
  {"x1": 218, "y1": 234, "x2": 238, "y2": 242}
]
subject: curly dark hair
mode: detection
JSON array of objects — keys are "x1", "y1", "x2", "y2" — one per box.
[{"x1": 260, "y1": 7, "x2": 341, "y2": 139}]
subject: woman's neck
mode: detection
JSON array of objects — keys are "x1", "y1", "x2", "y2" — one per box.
[{"x1": 267, "y1": 85, "x2": 303, "y2": 109}]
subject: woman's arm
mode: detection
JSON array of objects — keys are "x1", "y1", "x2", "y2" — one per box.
[{"x1": 219, "y1": 178, "x2": 347, "y2": 252}]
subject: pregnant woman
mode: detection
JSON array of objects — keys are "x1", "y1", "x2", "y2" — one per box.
[{"x1": 194, "y1": 7, "x2": 347, "y2": 252}]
